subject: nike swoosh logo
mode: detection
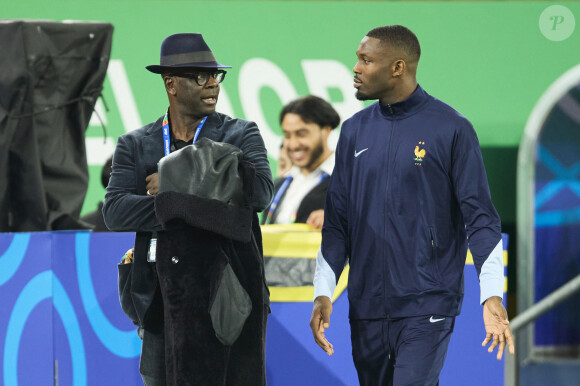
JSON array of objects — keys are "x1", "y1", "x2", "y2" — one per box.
[
  {"x1": 429, "y1": 316, "x2": 445, "y2": 323},
  {"x1": 354, "y1": 148, "x2": 368, "y2": 157}
]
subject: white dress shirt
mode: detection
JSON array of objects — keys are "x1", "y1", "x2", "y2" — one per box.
[{"x1": 274, "y1": 153, "x2": 335, "y2": 224}]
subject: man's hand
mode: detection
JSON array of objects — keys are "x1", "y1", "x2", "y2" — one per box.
[
  {"x1": 309, "y1": 296, "x2": 334, "y2": 356},
  {"x1": 306, "y1": 210, "x2": 325, "y2": 230},
  {"x1": 482, "y1": 296, "x2": 515, "y2": 360},
  {"x1": 145, "y1": 173, "x2": 159, "y2": 196}
]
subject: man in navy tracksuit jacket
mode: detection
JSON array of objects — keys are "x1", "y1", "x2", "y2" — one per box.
[{"x1": 309, "y1": 25, "x2": 514, "y2": 385}]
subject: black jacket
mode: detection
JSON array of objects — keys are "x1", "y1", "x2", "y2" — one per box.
[
  {"x1": 262, "y1": 176, "x2": 330, "y2": 224},
  {"x1": 153, "y1": 154, "x2": 268, "y2": 385},
  {"x1": 104, "y1": 112, "x2": 273, "y2": 327},
  {"x1": 106, "y1": 113, "x2": 273, "y2": 385}
]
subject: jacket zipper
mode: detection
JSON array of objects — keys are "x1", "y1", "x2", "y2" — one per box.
[{"x1": 383, "y1": 116, "x2": 396, "y2": 317}]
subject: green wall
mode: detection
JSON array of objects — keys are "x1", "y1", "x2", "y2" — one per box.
[{"x1": 2, "y1": 1, "x2": 579, "y2": 229}]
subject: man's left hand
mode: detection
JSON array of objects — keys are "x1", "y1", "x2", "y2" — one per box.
[{"x1": 482, "y1": 296, "x2": 515, "y2": 360}]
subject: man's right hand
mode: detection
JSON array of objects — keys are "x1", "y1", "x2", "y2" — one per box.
[
  {"x1": 309, "y1": 296, "x2": 334, "y2": 356},
  {"x1": 145, "y1": 173, "x2": 159, "y2": 196}
]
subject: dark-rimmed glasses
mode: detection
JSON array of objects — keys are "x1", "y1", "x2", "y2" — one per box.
[{"x1": 172, "y1": 70, "x2": 227, "y2": 86}]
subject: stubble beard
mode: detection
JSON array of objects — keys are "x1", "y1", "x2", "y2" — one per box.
[
  {"x1": 304, "y1": 140, "x2": 325, "y2": 172},
  {"x1": 355, "y1": 90, "x2": 373, "y2": 101}
]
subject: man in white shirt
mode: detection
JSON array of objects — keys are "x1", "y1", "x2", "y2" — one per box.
[{"x1": 262, "y1": 95, "x2": 340, "y2": 230}]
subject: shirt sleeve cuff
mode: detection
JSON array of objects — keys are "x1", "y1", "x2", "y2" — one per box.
[
  {"x1": 480, "y1": 277, "x2": 505, "y2": 305},
  {"x1": 313, "y1": 248, "x2": 337, "y2": 300},
  {"x1": 478, "y1": 238, "x2": 504, "y2": 305}
]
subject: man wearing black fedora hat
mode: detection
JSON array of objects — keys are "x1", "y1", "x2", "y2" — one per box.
[{"x1": 104, "y1": 33, "x2": 274, "y2": 385}]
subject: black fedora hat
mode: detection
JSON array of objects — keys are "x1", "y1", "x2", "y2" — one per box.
[{"x1": 146, "y1": 33, "x2": 231, "y2": 74}]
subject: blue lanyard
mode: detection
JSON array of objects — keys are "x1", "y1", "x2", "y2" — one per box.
[
  {"x1": 265, "y1": 171, "x2": 329, "y2": 224},
  {"x1": 318, "y1": 171, "x2": 330, "y2": 186},
  {"x1": 162, "y1": 111, "x2": 207, "y2": 156},
  {"x1": 265, "y1": 176, "x2": 293, "y2": 224}
]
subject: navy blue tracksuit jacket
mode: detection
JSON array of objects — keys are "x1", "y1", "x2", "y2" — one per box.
[{"x1": 315, "y1": 85, "x2": 504, "y2": 320}]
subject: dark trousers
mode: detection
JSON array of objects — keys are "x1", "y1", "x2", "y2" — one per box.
[
  {"x1": 350, "y1": 315, "x2": 455, "y2": 386},
  {"x1": 139, "y1": 326, "x2": 166, "y2": 386}
]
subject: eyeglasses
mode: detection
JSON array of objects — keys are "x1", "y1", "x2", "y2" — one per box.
[{"x1": 173, "y1": 70, "x2": 227, "y2": 86}]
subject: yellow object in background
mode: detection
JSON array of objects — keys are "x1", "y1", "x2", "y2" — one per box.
[
  {"x1": 262, "y1": 224, "x2": 508, "y2": 302},
  {"x1": 262, "y1": 224, "x2": 348, "y2": 302}
]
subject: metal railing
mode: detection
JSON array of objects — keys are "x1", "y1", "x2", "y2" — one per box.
[
  {"x1": 504, "y1": 274, "x2": 580, "y2": 386},
  {"x1": 514, "y1": 65, "x2": 580, "y2": 386}
]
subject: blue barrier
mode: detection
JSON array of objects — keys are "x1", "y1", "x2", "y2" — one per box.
[{"x1": 0, "y1": 231, "x2": 505, "y2": 385}]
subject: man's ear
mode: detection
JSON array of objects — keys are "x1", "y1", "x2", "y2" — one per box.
[
  {"x1": 392, "y1": 59, "x2": 406, "y2": 77},
  {"x1": 164, "y1": 75, "x2": 176, "y2": 95}
]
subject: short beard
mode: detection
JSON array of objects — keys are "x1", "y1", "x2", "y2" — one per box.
[
  {"x1": 304, "y1": 140, "x2": 325, "y2": 172},
  {"x1": 355, "y1": 90, "x2": 373, "y2": 101}
]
